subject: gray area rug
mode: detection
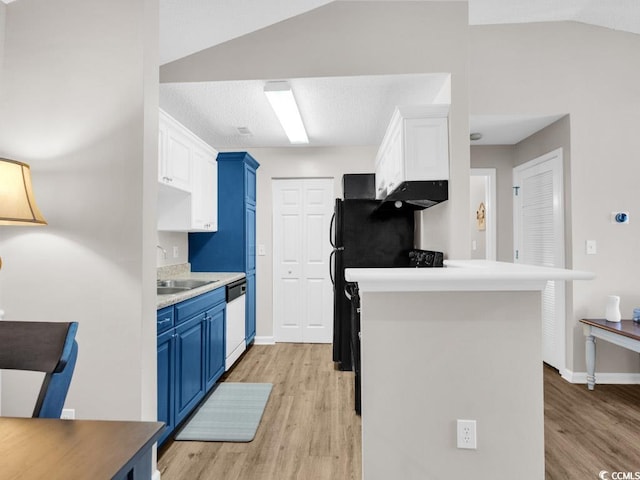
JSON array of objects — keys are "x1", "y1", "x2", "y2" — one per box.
[{"x1": 175, "y1": 383, "x2": 273, "y2": 442}]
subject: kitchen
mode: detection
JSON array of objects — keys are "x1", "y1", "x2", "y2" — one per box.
[{"x1": 1, "y1": 1, "x2": 640, "y2": 480}]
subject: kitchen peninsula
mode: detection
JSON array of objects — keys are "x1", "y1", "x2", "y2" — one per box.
[{"x1": 345, "y1": 260, "x2": 594, "y2": 480}]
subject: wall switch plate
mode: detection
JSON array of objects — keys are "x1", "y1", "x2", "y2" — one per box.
[
  {"x1": 61, "y1": 408, "x2": 75, "y2": 420},
  {"x1": 257, "y1": 244, "x2": 266, "y2": 256},
  {"x1": 586, "y1": 240, "x2": 597, "y2": 255},
  {"x1": 172, "y1": 246, "x2": 179, "y2": 258},
  {"x1": 457, "y1": 419, "x2": 477, "y2": 449}
]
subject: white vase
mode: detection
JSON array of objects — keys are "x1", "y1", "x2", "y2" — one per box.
[{"x1": 605, "y1": 295, "x2": 622, "y2": 322}]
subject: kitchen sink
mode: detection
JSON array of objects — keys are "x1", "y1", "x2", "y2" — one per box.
[
  {"x1": 157, "y1": 279, "x2": 219, "y2": 295},
  {"x1": 157, "y1": 286, "x2": 190, "y2": 295}
]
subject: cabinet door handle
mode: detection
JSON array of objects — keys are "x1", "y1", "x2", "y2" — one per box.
[{"x1": 158, "y1": 318, "x2": 172, "y2": 327}]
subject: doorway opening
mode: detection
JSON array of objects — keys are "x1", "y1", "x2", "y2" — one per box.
[{"x1": 470, "y1": 168, "x2": 497, "y2": 260}]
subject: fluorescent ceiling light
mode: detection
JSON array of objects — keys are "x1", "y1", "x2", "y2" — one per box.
[{"x1": 264, "y1": 81, "x2": 309, "y2": 144}]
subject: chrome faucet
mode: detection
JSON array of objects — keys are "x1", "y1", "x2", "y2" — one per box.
[{"x1": 157, "y1": 245, "x2": 167, "y2": 260}]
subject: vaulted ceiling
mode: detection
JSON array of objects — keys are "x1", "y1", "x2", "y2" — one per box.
[{"x1": 3, "y1": 0, "x2": 638, "y2": 147}]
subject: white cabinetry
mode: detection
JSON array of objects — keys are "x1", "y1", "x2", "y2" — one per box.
[
  {"x1": 158, "y1": 109, "x2": 218, "y2": 232},
  {"x1": 159, "y1": 112, "x2": 193, "y2": 192},
  {"x1": 191, "y1": 148, "x2": 217, "y2": 231},
  {"x1": 375, "y1": 105, "x2": 449, "y2": 200}
]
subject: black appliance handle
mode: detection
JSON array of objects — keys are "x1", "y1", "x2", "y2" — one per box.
[
  {"x1": 329, "y1": 249, "x2": 336, "y2": 286},
  {"x1": 329, "y1": 213, "x2": 336, "y2": 248}
]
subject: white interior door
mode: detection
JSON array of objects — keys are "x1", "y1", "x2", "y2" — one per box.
[
  {"x1": 273, "y1": 178, "x2": 334, "y2": 343},
  {"x1": 513, "y1": 148, "x2": 565, "y2": 371}
]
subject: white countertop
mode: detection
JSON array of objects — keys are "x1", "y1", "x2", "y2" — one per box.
[{"x1": 345, "y1": 260, "x2": 595, "y2": 293}]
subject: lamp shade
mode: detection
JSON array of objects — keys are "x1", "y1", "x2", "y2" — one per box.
[{"x1": 0, "y1": 158, "x2": 47, "y2": 226}]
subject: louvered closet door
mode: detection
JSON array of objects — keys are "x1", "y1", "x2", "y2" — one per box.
[{"x1": 513, "y1": 149, "x2": 565, "y2": 371}]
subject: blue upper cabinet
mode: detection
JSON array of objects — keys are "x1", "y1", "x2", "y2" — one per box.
[{"x1": 189, "y1": 152, "x2": 259, "y2": 343}]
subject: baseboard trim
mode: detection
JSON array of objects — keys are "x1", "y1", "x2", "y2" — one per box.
[
  {"x1": 253, "y1": 336, "x2": 276, "y2": 345},
  {"x1": 563, "y1": 368, "x2": 640, "y2": 384}
]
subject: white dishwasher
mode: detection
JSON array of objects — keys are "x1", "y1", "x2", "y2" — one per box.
[{"x1": 225, "y1": 278, "x2": 246, "y2": 370}]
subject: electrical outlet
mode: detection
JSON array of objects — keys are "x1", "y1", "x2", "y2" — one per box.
[
  {"x1": 457, "y1": 419, "x2": 477, "y2": 449},
  {"x1": 61, "y1": 408, "x2": 75, "y2": 420}
]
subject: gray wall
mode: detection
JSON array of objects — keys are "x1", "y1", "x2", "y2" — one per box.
[
  {"x1": 160, "y1": 0, "x2": 471, "y2": 341},
  {"x1": 0, "y1": 3, "x2": 5, "y2": 81},
  {"x1": 470, "y1": 145, "x2": 514, "y2": 262},
  {"x1": 471, "y1": 20, "x2": 640, "y2": 376},
  {"x1": 471, "y1": 22, "x2": 640, "y2": 375},
  {"x1": 362, "y1": 290, "x2": 544, "y2": 479},
  {"x1": 161, "y1": 0, "x2": 471, "y2": 259},
  {"x1": 0, "y1": 0, "x2": 159, "y2": 420}
]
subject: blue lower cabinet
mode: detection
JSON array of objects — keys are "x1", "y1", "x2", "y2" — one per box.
[
  {"x1": 157, "y1": 328, "x2": 175, "y2": 446},
  {"x1": 246, "y1": 272, "x2": 256, "y2": 344},
  {"x1": 175, "y1": 313, "x2": 205, "y2": 424},
  {"x1": 205, "y1": 302, "x2": 225, "y2": 391},
  {"x1": 156, "y1": 287, "x2": 226, "y2": 446}
]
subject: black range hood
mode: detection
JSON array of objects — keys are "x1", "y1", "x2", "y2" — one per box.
[{"x1": 379, "y1": 180, "x2": 448, "y2": 211}]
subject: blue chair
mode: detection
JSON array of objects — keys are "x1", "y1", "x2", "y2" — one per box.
[{"x1": 0, "y1": 321, "x2": 78, "y2": 418}]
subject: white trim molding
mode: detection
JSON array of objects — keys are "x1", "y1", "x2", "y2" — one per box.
[
  {"x1": 152, "y1": 469, "x2": 161, "y2": 480},
  {"x1": 253, "y1": 336, "x2": 276, "y2": 345},
  {"x1": 563, "y1": 369, "x2": 640, "y2": 385}
]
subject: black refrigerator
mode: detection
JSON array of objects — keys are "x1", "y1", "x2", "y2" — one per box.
[{"x1": 330, "y1": 198, "x2": 415, "y2": 372}]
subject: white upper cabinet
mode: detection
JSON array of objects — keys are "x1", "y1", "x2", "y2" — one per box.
[
  {"x1": 158, "y1": 109, "x2": 218, "y2": 232},
  {"x1": 191, "y1": 147, "x2": 217, "y2": 231},
  {"x1": 159, "y1": 111, "x2": 193, "y2": 192},
  {"x1": 375, "y1": 105, "x2": 449, "y2": 200}
]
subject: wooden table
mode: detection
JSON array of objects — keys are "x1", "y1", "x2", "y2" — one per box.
[
  {"x1": 580, "y1": 318, "x2": 640, "y2": 390},
  {"x1": 0, "y1": 417, "x2": 163, "y2": 479}
]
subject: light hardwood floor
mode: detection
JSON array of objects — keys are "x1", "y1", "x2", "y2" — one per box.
[
  {"x1": 158, "y1": 344, "x2": 361, "y2": 480},
  {"x1": 158, "y1": 344, "x2": 640, "y2": 480}
]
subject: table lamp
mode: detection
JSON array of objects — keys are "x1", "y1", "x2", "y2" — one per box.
[{"x1": 0, "y1": 157, "x2": 48, "y2": 273}]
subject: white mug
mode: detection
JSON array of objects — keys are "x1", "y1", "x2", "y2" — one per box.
[{"x1": 605, "y1": 295, "x2": 622, "y2": 322}]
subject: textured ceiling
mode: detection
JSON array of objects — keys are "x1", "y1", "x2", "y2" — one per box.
[
  {"x1": 469, "y1": 114, "x2": 566, "y2": 146},
  {"x1": 160, "y1": 74, "x2": 450, "y2": 149}
]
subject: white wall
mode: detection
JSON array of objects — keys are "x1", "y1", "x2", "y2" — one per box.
[
  {"x1": 156, "y1": 231, "x2": 189, "y2": 267},
  {"x1": 0, "y1": 0, "x2": 158, "y2": 421},
  {"x1": 471, "y1": 23, "x2": 640, "y2": 374}
]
